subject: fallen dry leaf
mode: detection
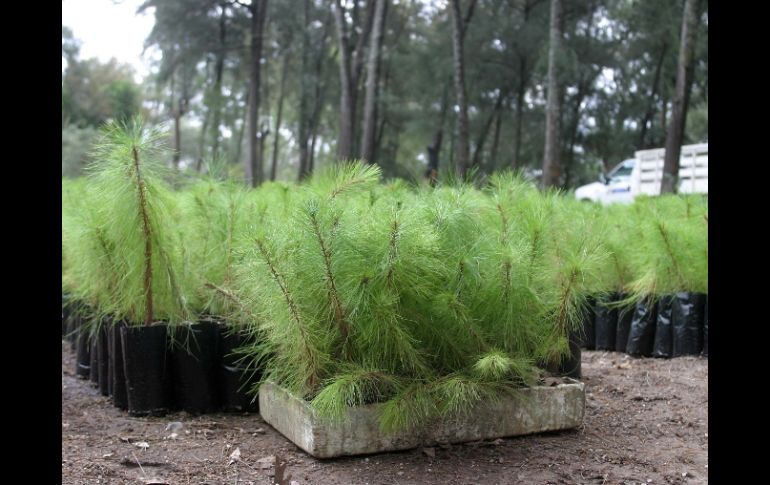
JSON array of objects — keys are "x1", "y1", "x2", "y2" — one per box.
[
  {"x1": 144, "y1": 479, "x2": 169, "y2": 485},
  {"x1": 228, "y1": 447, "x2": 241, "y2": 466},
  {"x1": 257, "y1": 455, "x2": 276, "y2": 469}
]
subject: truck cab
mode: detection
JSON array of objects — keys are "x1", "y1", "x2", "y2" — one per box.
[
  {"x1": 575, "y1": 158, "x2": 636, "y2": 205},
  {"x1": 575, "y1": 143, "x2": 707, "y2": 204}
]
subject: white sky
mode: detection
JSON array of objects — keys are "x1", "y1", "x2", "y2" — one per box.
[{"x1": 62, "y1": 0, "x2": 156, "y2": 82}]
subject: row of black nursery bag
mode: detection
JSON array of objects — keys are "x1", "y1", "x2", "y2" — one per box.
[
  {"x1": 580, "y1": 292, "x2": 708, "y2": 358},
  {"x1": 62, "y1": 299, "x2": 261, "y2": 417},
  {"x1": 64, "y1": 303, "x2": 586, "y2": 410}
]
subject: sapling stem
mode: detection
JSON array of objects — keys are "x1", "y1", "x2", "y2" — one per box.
[
  {"x1": 255, "y1": 237, "x2": 321, "y2": 389},
  {"x1": 131, "y1": 145, "x2": 154, "y2": 326},
  {"x1": 307, "y1": 209, "x2": 349, "y2": 352}
]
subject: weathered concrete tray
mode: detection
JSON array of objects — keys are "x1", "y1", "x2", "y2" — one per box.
[{"x1": 259, "y1": 378, "x2": 585, "y2": 458}]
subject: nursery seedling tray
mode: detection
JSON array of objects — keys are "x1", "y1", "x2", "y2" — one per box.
[{"x1": 259, "y1": 379, "x2": 586, "y2": 458}]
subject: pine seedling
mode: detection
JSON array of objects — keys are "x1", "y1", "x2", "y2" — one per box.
[
  {"x1": 311, "y1": 366, "x2": 403, "y2": 422},
  {"x1": 626, "y1": 195, "x2": 708, "y2": 300},
  {"x1": 472, "y1": 350, "x2": 537, "y2": 386},
  {"x1": 532, "y1": 191, "x2": 608, "y2": 367},
  {"x1": 87, "y1": 117, "x2": 188, "y2": 325},
  {"x1": 231, "y1": 225, "x2": 335, "y2": 397},
  {"x1": 177, "y1": 174, "x2": 249, "y2": 320},
  {"x1": 63, "y1": 177, "x2": 131, "y2": 337},
  {"x1": 377, "y1": 381, "x2": 440, "y2": 433}
]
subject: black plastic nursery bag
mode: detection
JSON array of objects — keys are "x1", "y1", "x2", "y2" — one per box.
[
  {"x1": 626, "y1": 297, "x2": 658, "y2": 356},
  {"x1": 652, "y1": 295, "x2": 675, "y2": 358},
  {"x1": 594, "y1": 298, "x2": 618, "y2": 351},
  {"x1": 672, "y1": 292, "x2": 706, "y2": 357}
]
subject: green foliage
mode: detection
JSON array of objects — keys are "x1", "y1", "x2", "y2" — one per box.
[
  {"x1": 311, "y1": 366, "x2": 402, "y2": 423},
  {"x1": 177, "y1": 174, "x2": 250, "y2": 318},
  {"x1": 62, "y1": 156, "x2": 706, "y2": 432},
  {"x1": 62, "y1": 28, "x2": 145, "y2": 177},
  {"x1": 472, "y1": 350, "x2": 537, "y2": 385},
  {"x1": 62, "y1": 124, "x2": 99, "y2": 177},
  {"x1": 225, "y1": 165, "x2": 611, "y2": 431},
  {"x1": 686, "y1": 100, "x2": 708, "y2": 143},
  {"x1": 86, "y1": 117, "x2": 188, "y2": 325},
  {"x1": 129, "y1": 0, "x2": 706, "y2": 186},
  {"x1": 626, "y1": 195, "x2": 708, "y2": 299},
  {"x1": 62, "y1": 56, "x2": 143, "y2": 129}
]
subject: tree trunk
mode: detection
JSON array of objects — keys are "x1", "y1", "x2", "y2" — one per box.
[
  {"x1": 299, "y1": 5, "x2": 331, "y2": 180},
  {"x1": 656, "y1": 94, "x2": 666, "y2": 147},
  {"x1": 246, "y1": 0, "x2": 268, "y2": 187},
  {"x1": 351, "y1": 1, "x2": 376, "y2": 158},
  {"x1": 309, "y1": 125, "x2": 319, "y2": 174},
  {"x1": 298, "y1": 0, "x2": 312, "y2": 179},
  {"x1": 271, "y1": 55, "x2": 289, "y2": 182},
  {"x1": 258, "y1": 124, "x2": 270, "y2": 180},
  {"x1": 511, "y1": 0, "x2": 532, "y2": 171},
  {"x1": 426, "y1": 80, "x2": 449, "y2": 184},
  {"x1": 511, "y1": 61, "x2": 526, "y2": 171},
  {"x1": 374, "y1": 63, "x2": 391, "y2": 165},
  {"x1": 258, "y1": 62, "x2": 270, "y2": 180},
  {"x1": 210, "y1": 4, "x2": 227, "y2": 162},
  {"x1": 196, "y1": 58, "x2": 212, "y2": 172},
  {"x1": 489, "y1": 107, "x2": 502, "y2": 171},
  {"x1": 332, "y1": 0, "x2": 374, "y2": 161},
  {"x1": 170, "y1": 69, "x2": 181, "y2": 169},
  {"x1": 196, "y1": 105, "x2": 211, "y2": 173},
  {"x1": 542, "y1": 0, "x2": 563, "y2": 188},
  {"x1": 375, "y1": 116, "x2": 387, "y2": 163},
  {"x1": 333, "y1": 0, "x2": 354, "y2": 160},
  {"x1": 361, "y1": 0, "x2": 387, "y2": 164},
  {"x1": 563, "y1": 76, "x2": 591, "y2": 189},
  {"x1": 471, "y1": 89, "x2": 506, "y2": 170},
  {"x1": 661, "y1": 0, "x2": 701, "y2": 194},
  {"x1": 235, "y1": 89, "x2": 248, "y2": 167},
  {"x1": 449, "y1": 0, "x2": 470, "y2": 179},
  {"x1": 637, "y1": 42, "x2": 667, "y2": 150},
  {"x1": 173, "y1": 111, "x2": 181, "y2": 169},
  {"x1": 308, "y1": 77, "x2": 327, "y2": 176}
]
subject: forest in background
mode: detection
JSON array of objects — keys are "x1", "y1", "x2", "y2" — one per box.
[{"x1": 62, "y1": 0, "x2": 708, "y2": 189}]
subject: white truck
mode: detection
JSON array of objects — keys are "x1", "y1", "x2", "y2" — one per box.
[{"x1": 574, "y1": 143, "x2": 708, "y2": 204}]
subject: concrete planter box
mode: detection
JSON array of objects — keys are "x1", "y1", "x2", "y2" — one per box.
[{"x1": 259, "y1": 378, "x2": 586, "y2": 458}]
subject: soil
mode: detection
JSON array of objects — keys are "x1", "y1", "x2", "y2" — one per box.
[{"x1": 62, "y1": 341, "x2": 708, "y2": 485}]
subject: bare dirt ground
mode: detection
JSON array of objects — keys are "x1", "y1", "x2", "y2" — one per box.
[{"x1": 62, "y1": 342, "x2": 708, "y2": 485}]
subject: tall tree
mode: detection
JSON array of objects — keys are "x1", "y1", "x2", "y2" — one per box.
[
  {"x1": 333, "y1": 0, "x2": 376, "y2": 161},
  {"x1": 270, "y1": 54, "x2": 290, "y2": 181},
  {"x1": 299, "y1": 3, "x2": 333, "y2": 180},
  {"x1": 209, "y1": 3, "x2": 229, "y2": 162},
  {"x1": 471, "y1": 87, "x2": 508, "y2": 169},
  {"x1": 170, "y1": 67, "x2": 191, "y2": 169},
  {"x1": 661, "y1": 0, "x2": 701, "y2": 194},
  {"x1": 509, "y1": 0, "x2": 546, "y2": 171},
  {"x1": 637, "y1": 42, "x2": 667, "y2": 149},
  {"x1": 243, "y1": 0, "x2": 269, "y2": 187},
  {"x1": 542, "y1": 0, "x2": 563, "y2": 188},
  {"x1": 449, "y1": 0, "x2": 476, "y2": 179},
  {"x1": 361, "y1": 0, "x2": 388, "y2": 164},
  {"x1": 426, "y1": 79, "x2": 450, "y2": 184},
  {"x1": 298, "y1": 0, "x2": 315, "y2": 179}
]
